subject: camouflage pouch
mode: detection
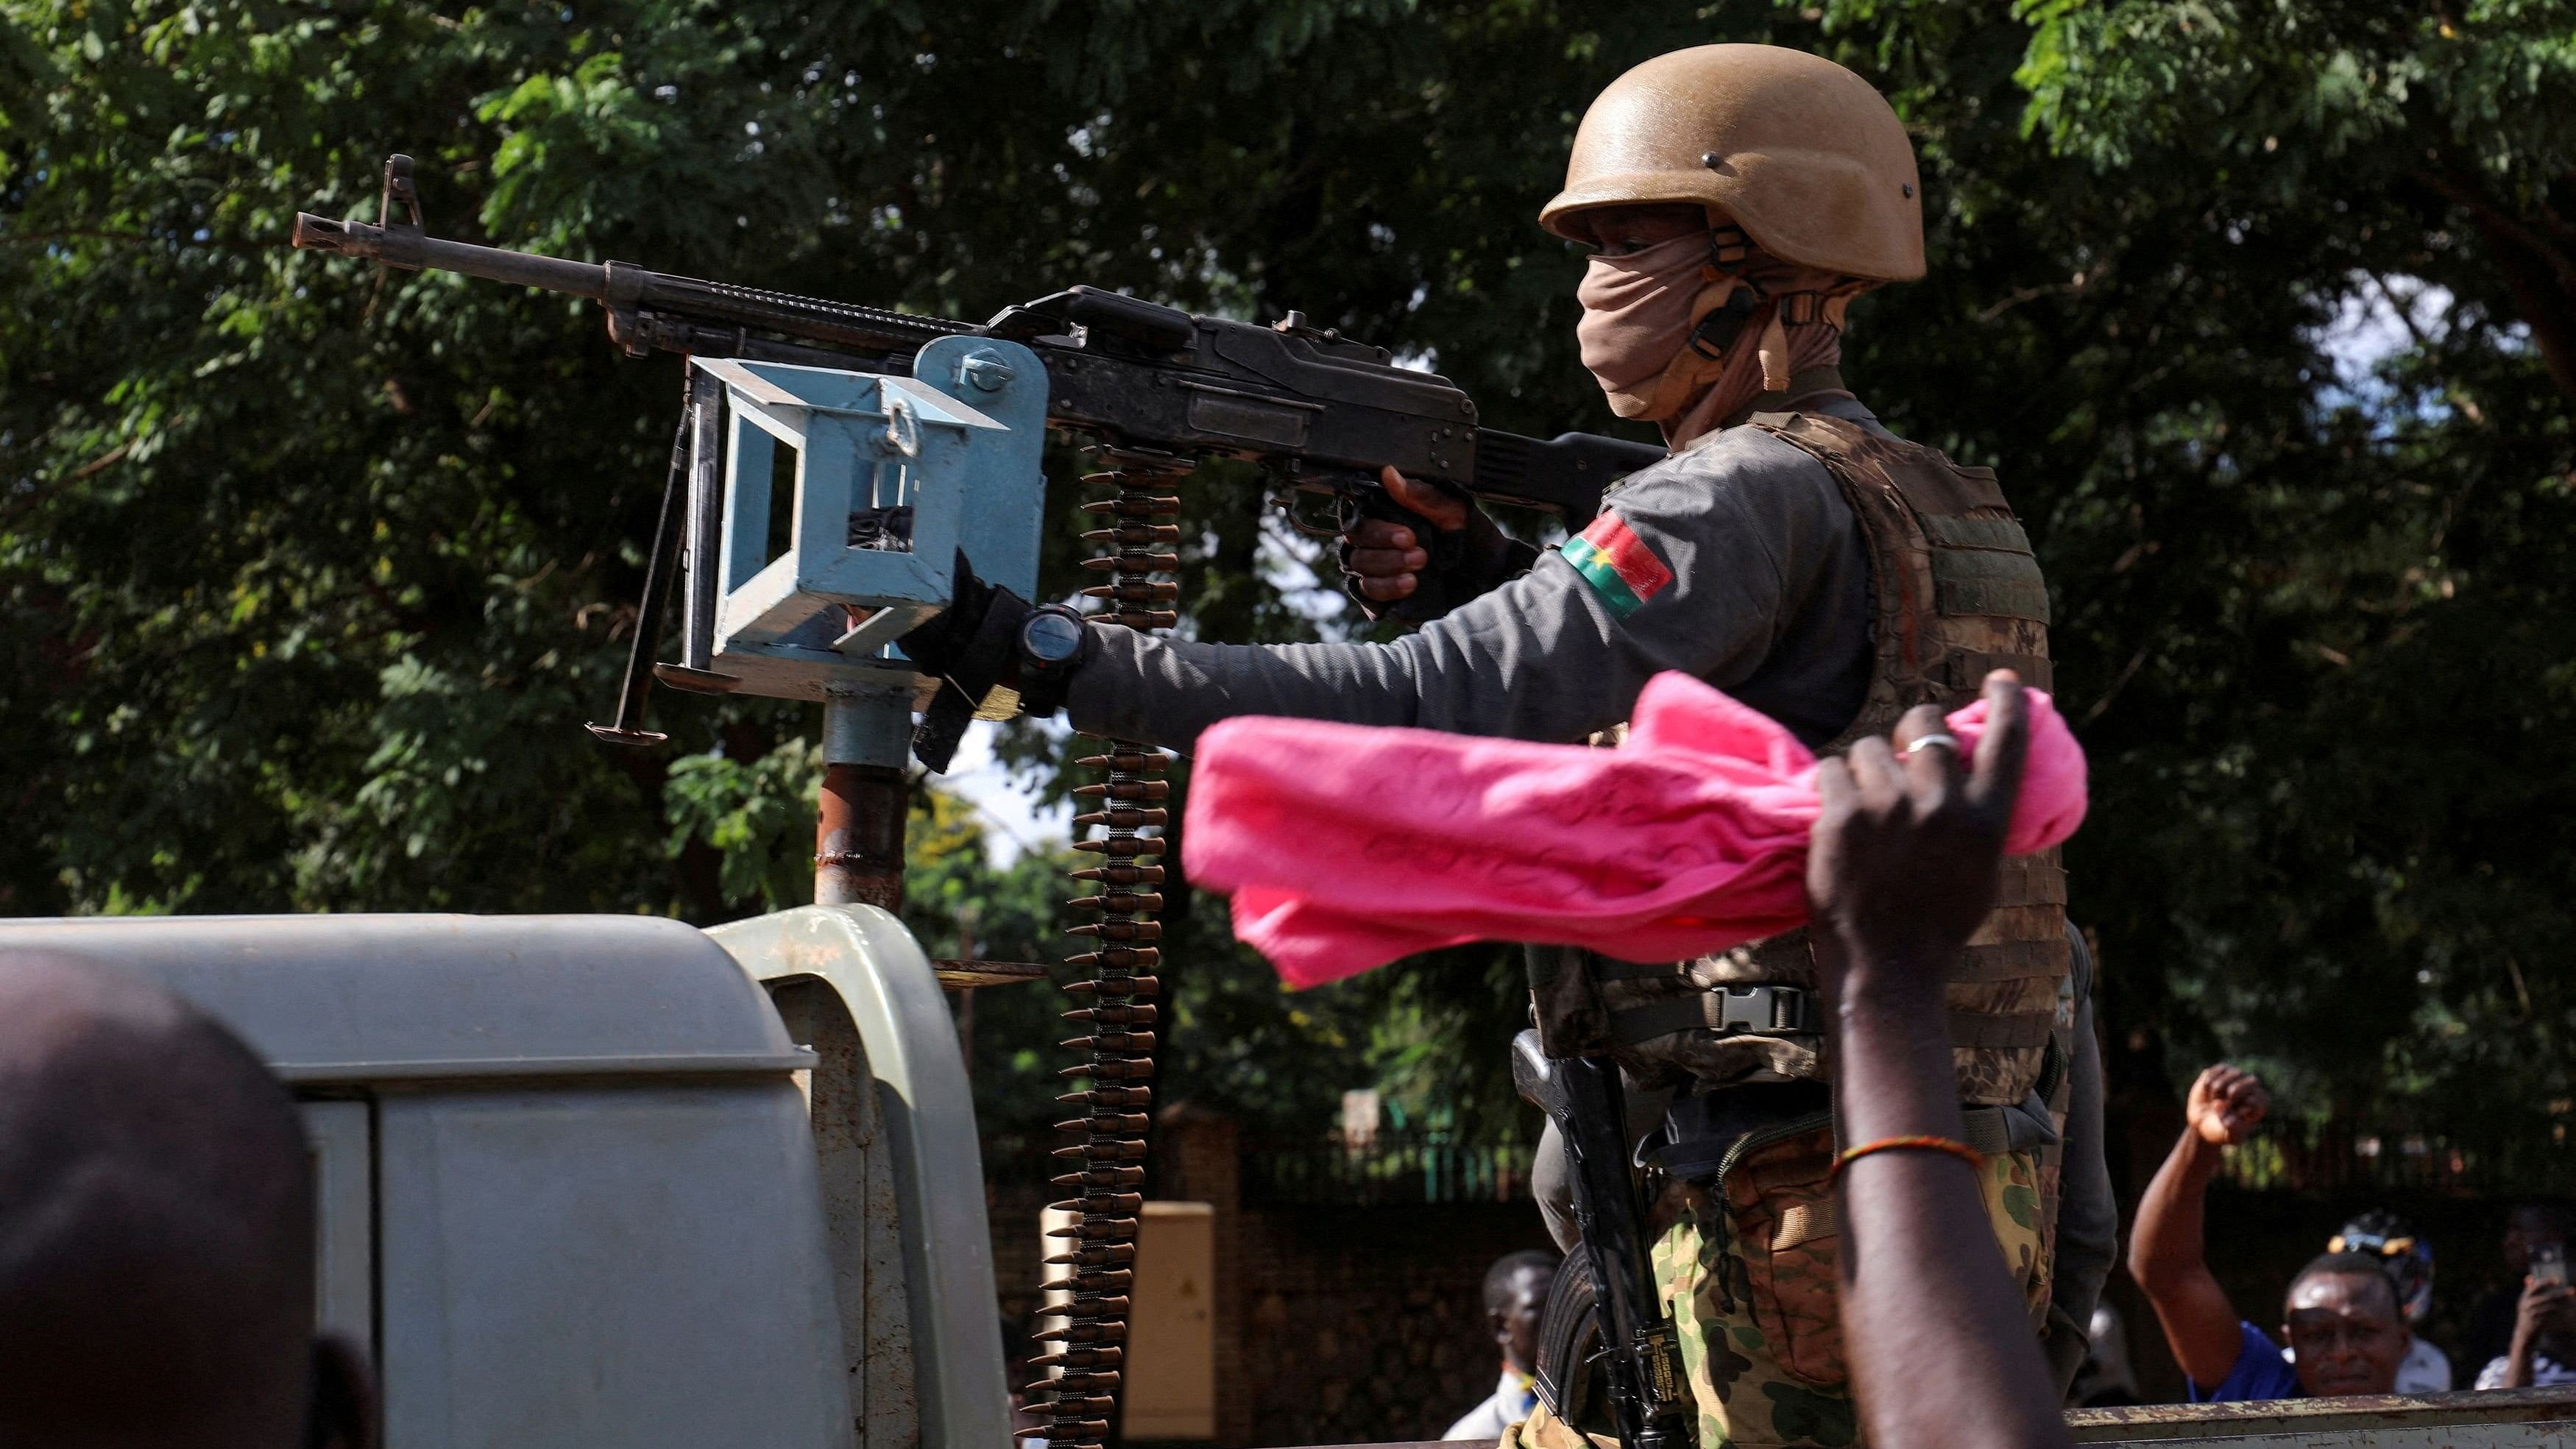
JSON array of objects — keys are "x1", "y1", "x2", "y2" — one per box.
[
  {"x1": 1652, "y1": 1126, "x2": 2054, "y2": 1448},
  {"x1": 1504, "y1": 1402, "x2": 1618, "y2": 1449}
]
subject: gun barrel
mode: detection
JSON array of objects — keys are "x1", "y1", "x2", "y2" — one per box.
[
  {"x1": 292, "y1": 213, "x2": 608, "y2": 297},
  {"x1": 291, "y1": 211, "x2": 968, "y2": 358}
]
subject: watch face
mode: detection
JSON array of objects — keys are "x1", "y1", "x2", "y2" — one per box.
[{"x1": 1022, "y1": 610, "x2": 1086, "y2": 665}]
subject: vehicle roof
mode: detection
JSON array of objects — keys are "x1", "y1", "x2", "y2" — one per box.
[{"x1": 0, "y1": 914, "x2": 807, "y2": 1085}]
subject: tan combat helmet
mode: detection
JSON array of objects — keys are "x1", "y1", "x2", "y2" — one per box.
[{"x1": 1540, "y1": 43, "x2": 1925, "y2": 283}]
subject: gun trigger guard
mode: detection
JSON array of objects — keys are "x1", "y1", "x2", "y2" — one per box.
[{"x1": 1273, "y1": 488, "x2": 1345, "y2": 540}]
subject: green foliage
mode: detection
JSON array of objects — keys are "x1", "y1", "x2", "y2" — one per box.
[
  {"x1": 1814, "y1": 0, "x2": 2576, "y2": 1164},
  {"x1": 662, "y1": 738, "x2": 824, "y2": 914},
  {"x1": 7, "y1": 0, "x2": 2575, "y2": 1171}
]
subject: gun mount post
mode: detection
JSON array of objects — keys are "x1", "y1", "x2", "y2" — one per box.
[{"x1": 818, "y1": 686, "x2": 913, "y2": 910}]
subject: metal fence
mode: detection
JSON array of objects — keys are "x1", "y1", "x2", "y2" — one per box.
[
  {"x1": 1237, "y1": 1117, "x2": 2576, "y2": 1206},
  {"x1": 2218, "y1": 1121, "x2": 2576, "y2": 1197},
  {"x1": 1241, "y1": 1128, "x2": 1538, "y2": 1207}
]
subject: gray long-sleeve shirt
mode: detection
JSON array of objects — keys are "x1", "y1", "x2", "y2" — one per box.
[{"x1": 1066, "y1": 397, "x2": 1883, "y2": 752}]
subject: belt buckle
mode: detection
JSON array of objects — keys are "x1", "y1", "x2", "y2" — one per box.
[{"x1": 1716, "y1": 985, "x2": 1811, "y2": 1035}]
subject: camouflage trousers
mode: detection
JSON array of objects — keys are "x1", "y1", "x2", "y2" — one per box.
[
  {"x1": 1497, "y1": 1126, "x2": 2054, "y2": 1449},
  {"x1": 1648, "y1": 1124, "x2": 2052, "y2": 1448}
]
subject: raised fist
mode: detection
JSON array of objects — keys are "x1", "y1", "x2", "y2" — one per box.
[{"x1": 2184, "y1": 1064, "x2": 2269, "y2": 1147}]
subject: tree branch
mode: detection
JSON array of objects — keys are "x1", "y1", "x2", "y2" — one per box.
[
  {"x1": 0, "y1": 442, "x2": 132, "y2": 531},
  {"x1": 2407, "y1": 166, "x2": 2576, "y2": 410}
]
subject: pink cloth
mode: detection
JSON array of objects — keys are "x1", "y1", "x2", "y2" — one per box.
[{"x1": 1181, "y1": 671, "x2": 2087, "y2": 988}]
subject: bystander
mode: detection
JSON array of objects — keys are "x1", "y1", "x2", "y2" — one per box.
[
  {"x1": 2072, "y1": 1304, "x2": 2142, "y2": 1407},
  {"x1": 2129, "y1": 1065, "x2": 2409, "y2": 1402},
  {"x1": 2463, "y1": 1205, "x2": 2575, "y2": 1379},
  {"x1": 0, "y1": 950, "x2": 375, "y2": 1447},
  {"x1": 2471, "y1": 1259, "x2": 2576, "y2": 1389},
  {"x1": 1444, "y1": 1250, "x2": 1559, "y2": 1440},
  {"x1": 2326, "y1": 1211, "x2": 2450, "y2": 1392},
  {"x1": 1802, "y1": 675, "x2": 2076, "y2": 1447}
]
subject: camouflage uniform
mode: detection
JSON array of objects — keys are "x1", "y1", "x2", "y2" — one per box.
[
  {"x1": 1514, "y1": 1123, "x2": 2064, "y2": 1449},
  {"x1": 1528, "y1": 1124, "x2": 2073, "y2": 1449},
  {"x1": 1643, "y1": 1138, "x2": 2054, "y2": 1449},
  {"x1": 1529, "y1": 411, "x2": 2073, "y2": 1449}
]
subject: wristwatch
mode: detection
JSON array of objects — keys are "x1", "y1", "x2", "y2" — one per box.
[{"x1": 1013, "y1": 604, "x2": 1094, "y2": 717}]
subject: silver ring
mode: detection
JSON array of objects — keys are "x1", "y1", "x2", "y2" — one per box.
[{"x1": 1901, "y1": 731, "x2": 1961, "y2": 756}]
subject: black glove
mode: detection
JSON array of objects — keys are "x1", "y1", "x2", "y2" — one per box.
[
  {"x1": 899, "y1": 549, "x2": 1034, "y2": 773},
  {"x1": 1342, "y1": 489, "x2": 1539, "y2": 625}
]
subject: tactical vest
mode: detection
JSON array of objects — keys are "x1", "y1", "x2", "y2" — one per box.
[{"x1": 1569, "y1": 411, "x2": 2070, "y2": 1108}]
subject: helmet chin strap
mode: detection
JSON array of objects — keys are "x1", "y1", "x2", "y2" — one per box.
[
  {"x1": 1660, "y1": 269, "x2": 1866, "y2": 447},
  {"x1": 1685, "y1": 224, "x2": 1763, "y2": 361},
  {"x1": 1686, "y1": 286, "x2": 1766, "y2": 362}
]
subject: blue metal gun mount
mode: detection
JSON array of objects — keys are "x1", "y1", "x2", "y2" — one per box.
[{"x1": 668, "y1": 336, "x2": 1049, "y2": 712}]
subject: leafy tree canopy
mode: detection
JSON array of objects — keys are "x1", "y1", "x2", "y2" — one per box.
[{"x1": 7, "y1": 0, "x2": 2572, "y2": 1169}]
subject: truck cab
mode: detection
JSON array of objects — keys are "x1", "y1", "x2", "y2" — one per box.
[{"x1": 0, "y1": 904, "x2": 1005, "y2": 1449}]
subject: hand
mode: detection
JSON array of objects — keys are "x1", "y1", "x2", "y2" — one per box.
[
  {"x1": 896, "y1": 548, "x2": 1006, "y2": 680},
  {"x1": 2516, "y1": 1277, "x2": 2576, "y2": 1341},
  {"x1": 898, "y1": 549, "x2": 1036, "y2": 773},
  {"x1": 1340, "y1": 467, "x2": 1471, "y2": 604},
  {"x1": 1806, "y1": 670, "x2": 2028, "y2": 997},
  {"x1": 2183, "y1": 1065, "x2": 2269, "y2": 1147}
]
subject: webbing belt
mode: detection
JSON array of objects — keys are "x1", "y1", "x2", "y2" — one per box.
[
  {"x1": 1610, "y1": 988, "x2": 2053, "y2": 1051},
  {"x1": 1611, "y1": 985, "x2": 1815, "y2": 1044}
]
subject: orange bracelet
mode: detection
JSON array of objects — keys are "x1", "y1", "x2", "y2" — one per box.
[{"x1": 1829, "y1": 1135, "x2": 1984, "y2": 1182}]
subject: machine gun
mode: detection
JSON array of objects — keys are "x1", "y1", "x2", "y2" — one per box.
[
  {"x1": 294, "y1": 155, "x2": 1660, "y2": 748},
  {"x1": 295, "y1": 157, "x2": 1655, "y2": 533}
]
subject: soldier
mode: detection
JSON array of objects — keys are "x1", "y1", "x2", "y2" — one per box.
[{"x1": 906, "y1": 43, "x2": 2112, "y2": 1448}]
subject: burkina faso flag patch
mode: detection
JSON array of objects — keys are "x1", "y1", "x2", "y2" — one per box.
[{"x1": 1558, "y1": 512, "x2": 1673, "y2": 619}]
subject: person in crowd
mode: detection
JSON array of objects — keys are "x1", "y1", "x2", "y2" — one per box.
[
  {"x1": 0, "y1": 950, "x2": 375, "y2": 1447},
  {"x1": 1803, "y1": 674, "x2": 2073, "y2": 1447},
  {"x1": 2327, "y1": 1211, "x2": 2452, "y2": 1392},
  {"x1": 2129, "y1": 1063, "x2": 2409, "y2": 1400},
  {"x1": 2471, "y1": 1262, "x2": 2576, "y2": 1389},
  {"x1": 2463, "y1": 1204, "x2": 2574, "y2": 1377},
  {"x1": 1445, "y1": 1250, "x2": 1560, "y2": 1440}
]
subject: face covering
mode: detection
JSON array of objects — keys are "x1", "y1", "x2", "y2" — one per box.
[
  {"x1": 1575, "y1": 227, "x2": 1868, "y2": 444},
  {"x1": 1574, "y1": 232, "x2": 1740, "y2": 421}
]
